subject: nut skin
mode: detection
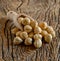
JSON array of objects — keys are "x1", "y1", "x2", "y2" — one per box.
[
  {"x1": 34, "y1": 26, "x2": 42, "y2": 34},
  {"x1": 24, "y1": 25, "x2": 32, "y2": 33},
  {"x1": 33, "y1": 34, "x2": 42, "y2": 40},
  {"x1": 13, "y1": 37, "x2": 23, "y2": 45},
  {"x1": 39, "y1": 22, "x2": 47, "y2": 30},
  {"x1": 11, "y1": 27, "x2": 19, "y2": 35},
  {"x1": 46, "y1": 26, "x2": 55, "y2": 37},
  {"x1": 34, "y1": 39, "x2": 42, "y2": 48},
  {"x1": 18, "y1": 17, "x2": 24, "y2": 24},
  {"x1": 20, "y1": 31, "x2": 28, "y2": 39},
  {"x1": 28, "y1": 32, "x2": 34, "y2": 38},
  {"x1": 44, "y1": 34, "x2": 52, "y2": 43},
  {"x1": 30, "y1": 20, "x2": 38, "y2": 28},
  {"x1": 41, "y1": 30, "x2": 48, "y2": 36},
  {"x1": 22, "y1": 17, "x2": 30, "y2": 25},
  {"x1": 24, "y1": 37, "x2": 32, "y2": 45}
]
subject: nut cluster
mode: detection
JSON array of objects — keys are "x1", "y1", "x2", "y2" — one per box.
[{"x1": 11, "y1": 17, "x2": 55, "y2": 48}]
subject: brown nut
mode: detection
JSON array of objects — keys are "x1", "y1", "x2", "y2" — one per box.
[
  {"x1": 34, "y1": 39, "x2": 42, "y2": 48},
  {"x1": 30, "y1": 20, "x2": 38, "y2": 28},
  {"x1": 34, "y1": 34, "x2": 42, "y2": 40},
  {"x1": 18, "y1": 17, "x2": 24, "y2": 24},
  {"x1": 22, "y1": 17, "x2": 30, "y2": 25},
  {"x1": 39, "y1": 22, "x2": 47, "y2": 29},
  {"x1": 44, "y1": 34, "x2": 52, "y2": 43},
  {"x1": 13, "y1": 37, "x2": 23, "y2": 44},
  {"x1": 16, "y1": 31, "x2": 22, "y2": 37},
  {"x1": 24, "y1": 25, "x2": 32, "y2": 33},
  {"x1": 24, "y1": 37, "x2": 32, "y2": 45},
  {"x1": 11, "y1": 27, "x2": 19, "y2": 35},
  {"x1": 34, "y1": 26, "x2": 42, "y2": 34},
  {"x1": 20, "y1": 31, "x2": 28, "y2": 39},
  {"x1": 46, "y1": 26, "x2": 55, "y2": 37},
  {"x1": 41, "y1": 30, "x2": 48, "y2": 36},
  {"x1": 28, "y1": 32, "x2": 34, "y2": 38}
]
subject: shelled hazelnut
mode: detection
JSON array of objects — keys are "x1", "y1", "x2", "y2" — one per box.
[
  {"x1": 33, "y1": 34, "x2": 42, "y2": 40},
  {"x1": 44, "y1": 34, "x2": 52, "y2": 43},
  {"x1": 34, "y1": 39, "x2": 42, "y2": 48},
  {"x1": 24, "y1": 25, "x2": 32, "y2": 33},
  {"x1": 22, "y1": 17, "x2": 30, "y2": 25},
  {"x1": 34, "y1": 26, "x2": 42, "y2": 34},
  {"x1": 39, "y1": 22, "x2": 47, "y2": 30},
  {"x1": 24, "y1": 37, "x2": 32, "y2": 45},
  {"x1": 11, "y1": 27, "x2": 19, "y2": 35},
  {"x1": 13, "y1": 37, "x2": 23, "y2": 44},
  {"x1": 20, "y1": 31, "x2": 28, "y2": 39}
]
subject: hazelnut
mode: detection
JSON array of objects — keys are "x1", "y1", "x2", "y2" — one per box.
[
  {"x1": 30, "y1": 20, "x2": 38, "y2": 28},
  {"x1": 28, "y1": 32, "x2": 34, "y2": 38},
  {"x1": 11, "y1": 27, "x2": 19, "y2": 35},
  {"x1": 16, "y1": 31, "x2": 22, "y2": 37},
  {"x1": 18, "y1": 17, "x2": 24, "y2": 24},
  {"x1": 44, "y1": 34, "x2": 52, "y2": 43},
  {"x1": 34, "y1": 26, "x2": 42, "y2": 34},
  {"x1": 20, "y1": 31, "x2": 28, "y2": 39},
  {"x1": 24, "y1": 25, "x2": 32, "y2": 33},
  {"x1": 39, "y1": 22, "x2": 47, "y2": 29},
  {"x1": 13, "y1": 37, "x2": 23, "y2": 44},
  {"x1": 22, "y1": 17, "x2": 30, "y2": 25},
  {"x1": 24, "y1": 37, "x2": 32, "y2": 45},
  {"x1": 46, "y1": 26, "x2": 55, "y2": 37},
  {"x1": 41, "y1": 30, "x2": 48, "y2": 36},
  {"x1": 34, "y1": 39, "x2": 42, "y2": 48},
  {"x1": 34, "y1": 34, "x2": 42, "y2": 40}
]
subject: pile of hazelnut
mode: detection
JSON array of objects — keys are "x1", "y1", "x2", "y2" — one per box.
[
  {"x1": 11, "y1": 16, "x2": 55, "y2": 48},
  {"x1": 7, "y1": 11, "x2": 55, "y2": 48}
]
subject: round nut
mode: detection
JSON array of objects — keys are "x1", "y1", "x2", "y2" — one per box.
[
  {"x1": 46, "y1": 26, "x2": 55, "y2": 37},
  {"x1": 16, "y1": 31, "x2": 22, "y2": 37},
  {"x1": 24, "y1": 37, "x2": 32, "y2": 45},
  {"x1": 18, "y1": 17, "x2": 24, "y2": 24},
  {"x1": 28, "y1": 32, "x2": 34, "y2": 38},
  {"x1": 13, "y1": 37, "x2": 23, "y2": 44},
  {"x1": 11, "y1": 27, "x2": 19, "y2": 35},
  {"x1": 22, "y1": 17, "x2": 30, "y2": 25},
  {"x1": 30, "y1": 20, "x2": 38, "y2": 28},
  {"x1": 24, "y1": 25, "x2": 32, "y2": 33},
  {"x1": 39, "y1": 22, "x2": 47, "y2": 29},
  {"x1": 34, "y1": 26, "x2": 42, "y2": 34},
  {"x1": 41, "y1": 30, "x2": 48, "y2": 36},
  {"x1": 20, "y1": 31, "x2": 28, "y2": 39},
  {"x1": 34, "y1": 39, "x2": 42, "y2": 48},
  {"x1": 44, "y1": 34, "x2": 52, "y2": 43},
  {"x1": 34, "y1": 34, "x2": 42, "y2": 40}
]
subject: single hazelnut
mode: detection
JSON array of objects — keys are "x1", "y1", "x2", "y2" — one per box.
[
  {"x1": 28, "y1": 32, "x2": 34, "y2": 38},
  {"x1": 24, "y1": 25, "x2": 32, "y2": 33},
  {"x1": 34, "y1": 26, "x2": 42, "y2": 34},
  {"x1": 13, "y1": 37, "x2": 23, "y2": 44},
  {"x1": 44, "y1": 34, "x2": 52, "y2": 43},
  {"x1": 46, "y1": 26, "x2": 55, "y2": 37},
  {"x1": 24, "y1": 37, "x2": 32, "y2": 45},
  {"x1": 30, "y1": 20, "x2": 38, "y2": 28},
  {"x1": 11, "y1": 27, "x2": 19, "y2": 35},
  {"x1": 34, "y1": 39, "x2": 42, "y2": 48},
  {"x1": 34, "y1": 34, "x2": 42, "y2": 40},
  {"x1": 16, "y1": 31, "x2": 22, "y2": 37},
  {"x1": 39, "y1": 22, "x2": 47, "y2": 29},
  {"x1": 20, "y1": 31, "x2": 28, "y2": 39},
  {"x1": 41, "y1": 30, "x2": 48, "y2": 36},
  {"x1": 22, "y1": 17, "x2": 30, "y2": 25},
  {"x1": 18, "y1": 17, "x2": 24, "y2": 24}
]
